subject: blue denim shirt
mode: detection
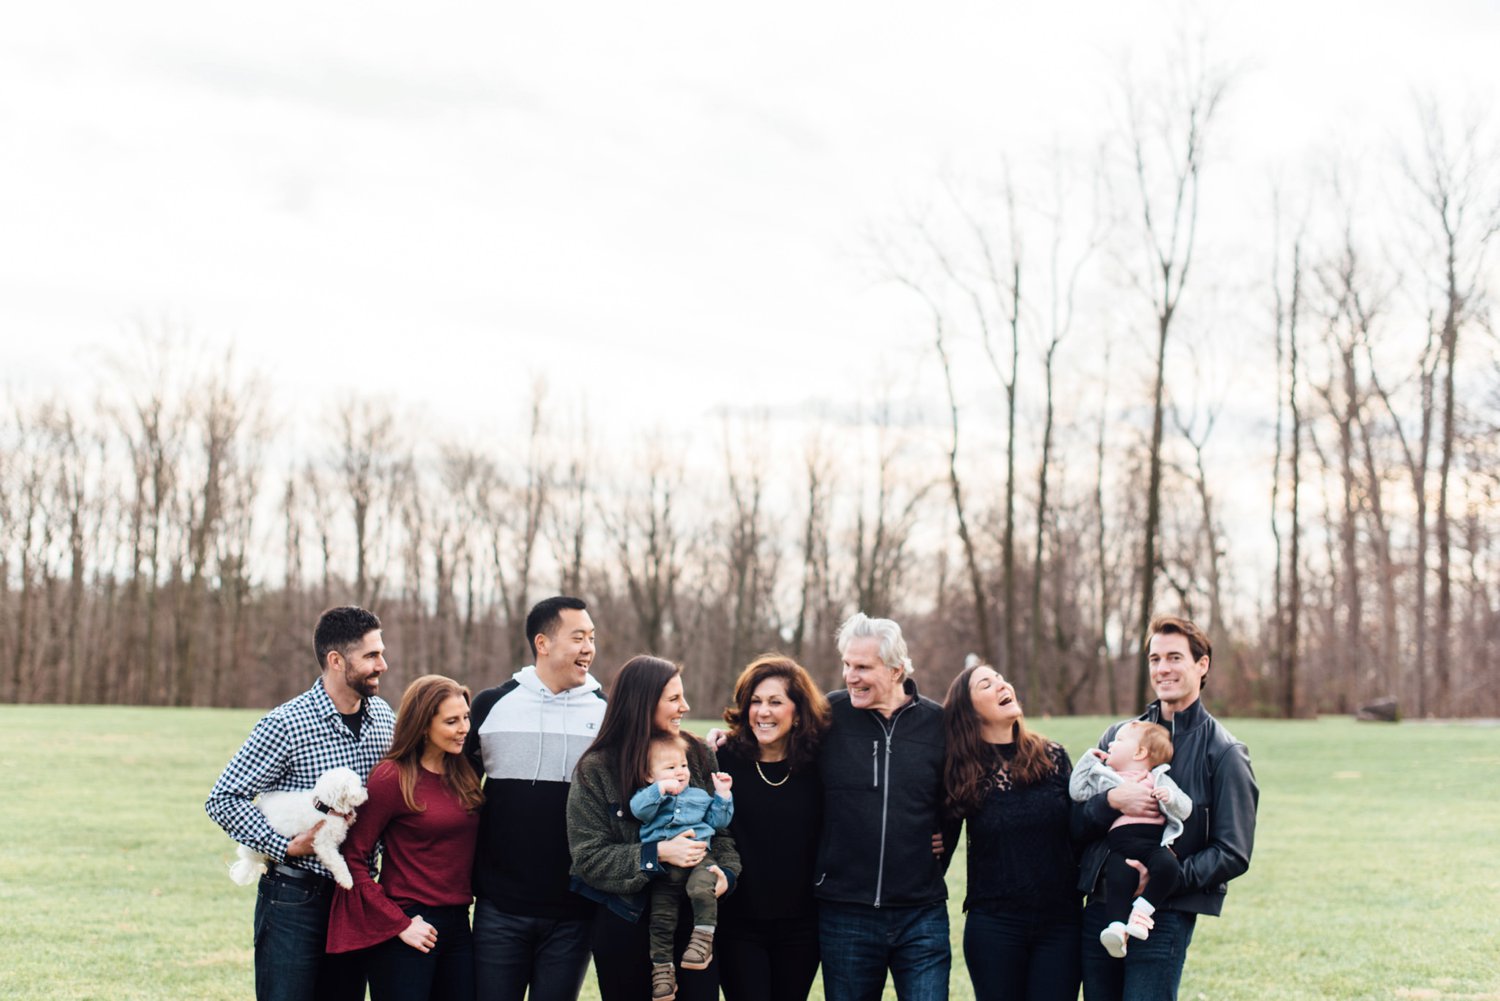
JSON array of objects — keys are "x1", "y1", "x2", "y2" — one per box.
[{"x1": 629, "y1": 783, "x2": 733, "y2": 844}]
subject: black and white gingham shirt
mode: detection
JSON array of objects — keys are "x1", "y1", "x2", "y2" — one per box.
[{"x1": 206, "y1": 680, "x2": 395, "y2": 878}]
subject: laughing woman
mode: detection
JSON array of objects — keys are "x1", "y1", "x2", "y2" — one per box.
[
  {"x1": 714, "y1": 655, "x2": 831, "y2": 1001},
  {"x1": 327, "y1": 674, "x2": 483, "y2": 1001},
  {"x1": 943, "y1": 663, "x2": 1082, "y2": 1001}
]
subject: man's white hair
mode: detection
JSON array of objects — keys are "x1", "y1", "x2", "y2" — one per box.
[{"x1": 835, "y1": 612, "x2": 914, "y2": 678}]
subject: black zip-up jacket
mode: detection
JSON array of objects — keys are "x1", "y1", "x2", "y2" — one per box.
[
  {"x1": 814, "y1": 679, "x2": 960, "y2": 908},
  {"x1": 1076, "y1": 698, "x2": 1258, "y2": 917}
]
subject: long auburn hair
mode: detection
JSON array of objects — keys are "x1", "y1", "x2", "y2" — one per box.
[
  {"x1": 582, "y1": 655, "x2": 708, "y2": 802},
  {"x1": 942, "y1": 664, "x2": 1059, "y2": 819},
  {"x1": 721, "y1": 654, "x2": 831, "y2": 772},
  {"x1": 386, "y1": 674, "x2": 484, "y2": 813}
]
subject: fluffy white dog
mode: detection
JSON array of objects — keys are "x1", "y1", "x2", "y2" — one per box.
[{"x1": 227, "y1": 766, "x2": 368, "y2": 889}]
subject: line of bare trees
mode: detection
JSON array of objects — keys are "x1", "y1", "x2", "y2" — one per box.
[{"x1": 4, "y1": 67, "x2": 1499, "y2": 719}]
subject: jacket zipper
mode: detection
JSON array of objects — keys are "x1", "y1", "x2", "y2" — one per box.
[{"x1": 872, "y1": 702, "x2": 910, "y2": 909}]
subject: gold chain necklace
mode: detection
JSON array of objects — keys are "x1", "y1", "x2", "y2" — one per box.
[{"x1": 754, "y1": 760, "x2": 789, "y2": 787}]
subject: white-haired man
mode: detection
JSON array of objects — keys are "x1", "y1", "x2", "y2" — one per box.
[{"x1": 814, "y1": 612, "x2": 959, "y2": 1001}]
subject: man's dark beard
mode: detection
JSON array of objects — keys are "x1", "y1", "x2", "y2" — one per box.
[{"x1": 345, "y1": 668, "x2": 379, "y2": 699}]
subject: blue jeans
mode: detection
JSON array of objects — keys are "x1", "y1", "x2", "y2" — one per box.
[
  {"x1": 1080, "y1": 898, "x2": 1196, "y2": 1001},
  {"x1": 819, "y1": 900, "x2": 950, "y2": 1001},
  {"x1": 963, "y1": 907, "x2": 1081, "y2": 1001},
  {"x1": 472, "y1": 899, "x2": 592, "y2": 1001},
  {"x1": 253, "y1": 868, "x2": 365, "y2": 1001},
  {"x1": 366, "y1": 903, "x2": 474, "y2": 1001}
]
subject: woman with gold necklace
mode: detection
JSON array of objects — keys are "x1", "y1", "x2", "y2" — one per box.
[{"x1": 714, "y1": 655, "x2": 831, "y2": 1001}]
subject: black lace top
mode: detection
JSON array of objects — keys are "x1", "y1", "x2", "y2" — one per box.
[{"x1": 962, "y1": 740, "x2": 1082, "y2": 917}]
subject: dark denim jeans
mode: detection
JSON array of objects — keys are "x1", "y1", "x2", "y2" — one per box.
[
  {"x1": 365, "y1": 903, "x2": 474, "y2": 1001},
  {"x1": 472, "y1": 899, "x2": 591, "y2": 1001},
  {"x1": 962, "y1": 907, "x2": 1081, "y2": 1001},
  {"x1": 253, "y1": 868, "x2": 365, "y2": 1001},
  {"x1": 819, "y1": 900, "x2": 950, "y2": 1001},
  {"x1": 1080, "y1": 898, "x2": 1196, "y2": 1001}
]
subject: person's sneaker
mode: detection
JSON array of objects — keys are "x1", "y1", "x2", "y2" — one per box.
[
  {"x1": 1125, "y1": 912, "x2": 1152, "y2": 940},
  {"x1": 680, "y1": 928, "x2": 715, "y2": 970},
  {"x1": 1100, "y1": 922, "x2": 1130, "y2": 958},
  {"x1": 651, "y1": 961, "x2": 677, "y2": 1000}
]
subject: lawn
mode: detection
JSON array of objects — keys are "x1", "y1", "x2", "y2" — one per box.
[{"x1": 1, "y1": 706, "x2": 1496, "y2": 1000}]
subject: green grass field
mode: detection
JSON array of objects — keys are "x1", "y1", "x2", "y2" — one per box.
[{"x1": 2, "y1": 706, "x2": 1497, "y2": 1000}]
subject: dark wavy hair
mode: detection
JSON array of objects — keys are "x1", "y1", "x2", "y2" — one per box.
[
  {"x1": 1149, "y1": 614, "x2": 1213, "y2": 689},
  {"x1": 721, "y1": 654, "x2": 832, "y2": 772},
  {"x1": 942, "y1": 663, "x2": 1059, "y2": 819},
  {"x1": 386, "y1": 674, "x2": 483, "y2": 812},
  {"x1": 581, "y1": 655, "x2": 708, "y2": 802}
]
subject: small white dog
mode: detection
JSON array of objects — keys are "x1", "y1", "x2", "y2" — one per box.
[{"x1": 227, "y1": 766, "x2": 368, "y2": 889}]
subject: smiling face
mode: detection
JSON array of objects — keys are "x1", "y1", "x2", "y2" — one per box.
[
  {"x1": 842, "y1": 635, "x2": 906, "y2": 716},
  {"x1": 535, "y1": 608, "x2": 596, "y2": 693},
  {"x1": 648, "y1": 738, "x2": 691, "y2": 793},
  {"x1": 967, "y1": 665, "x2": 1022, "y2": 735},
  {"x1": 653, "y1": 673, "x2": 690, "y2": 734},
  {"x1": 1148, "y1": 630, "x2": 1210, "y2": 714},
  {"x1": 331, "y1": 630, "x2": 388, "y2": 701},
  {"x1": 425, "y1": 694, "x2": 471, "y2": 760},
  {"x1": 747, "y1": 676, "x2": 796, "y2": 759}
]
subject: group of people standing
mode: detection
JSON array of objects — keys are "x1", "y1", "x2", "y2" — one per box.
[{"x1": 207, "y1": 597, "x2": 1258, "y2": 1001}]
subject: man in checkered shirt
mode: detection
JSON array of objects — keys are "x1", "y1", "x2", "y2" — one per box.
[{"x1": 206, "y1": 605, "x2": 397, "y2": 1001}]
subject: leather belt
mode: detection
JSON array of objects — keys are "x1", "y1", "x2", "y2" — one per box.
[{"x1": 270, "y1": 863, "x2": 332, "y2": 884}]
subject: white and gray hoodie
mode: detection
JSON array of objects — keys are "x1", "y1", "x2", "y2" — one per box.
[{"x1": 464, "y1": 665, "x2": 606, "y2": 919}]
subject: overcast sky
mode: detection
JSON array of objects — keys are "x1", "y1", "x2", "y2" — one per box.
[{"x1": 3, "y1": 0, "x2": 1497, "y2": 452}]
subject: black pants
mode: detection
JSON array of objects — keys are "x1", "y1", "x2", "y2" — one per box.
[
  {"x1": 1103, "y1": 825, "x2": 1181, "y2": 927},
  {"x1": 718, "y1": 912, "x2": 820, "y2": 1001},
  {"x1": 590, "y1": 901, "x2": 718, "y2": 1001},
  {"x1": 648, "y1": 858, "x2": 720, "y2": 962},
  {"x1": 366, "y1": 904, "x2": 475, "y2": 1001}
]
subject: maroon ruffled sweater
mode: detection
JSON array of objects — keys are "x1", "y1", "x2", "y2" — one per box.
[{"x1": 327, "y1": 760, "x2": 480, "y2": 953}]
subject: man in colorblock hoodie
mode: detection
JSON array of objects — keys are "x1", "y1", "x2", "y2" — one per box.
[{"x1": 465, "y1": 596, "x2": 607, "y2": 1001}]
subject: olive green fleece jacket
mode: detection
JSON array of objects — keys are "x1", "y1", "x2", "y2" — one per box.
[{"x1": 566, "y1": 742, "x2": 741, "y2": 922}]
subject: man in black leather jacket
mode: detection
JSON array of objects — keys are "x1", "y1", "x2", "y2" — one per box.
[{"x1": 1075, "y1": 615, "x2": 1258, "y2": 1001}]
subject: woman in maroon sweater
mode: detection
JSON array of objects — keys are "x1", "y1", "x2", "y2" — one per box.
[{"x1": 328, "y1": 674, "x2": 483, "y2": 1001}]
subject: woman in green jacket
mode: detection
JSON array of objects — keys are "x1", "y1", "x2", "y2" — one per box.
[{"x1": 566, "y1": 655, "x2": 741, "y2": 1001}]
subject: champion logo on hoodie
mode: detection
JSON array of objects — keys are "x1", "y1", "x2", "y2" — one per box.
[{"x1": 476, "y1": 666, "x2": 606, "y2": 783}]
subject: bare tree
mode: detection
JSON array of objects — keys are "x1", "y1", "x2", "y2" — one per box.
[
  {"x1": 1269, "y1": 208, "x2": 1307, "y2": 718},
  {"x1": 792, "y1": 435, "x2": 837, "y2": 668},
  {"x1": 335, "y1": 399, "x2": 400, "y2": 608},
  {"x1": 1403, "y1": 100, "x2": 1500, "y2": 714},
  {"x1": 1118, "y1": 42, "x2": 1231, "y2": 706},
  {"x1": 1032, "y1": 154, "x2": 1104, "y2": 707},
  {"x1": 602, "y1": 442, "x2": 684, "y2": 655}
]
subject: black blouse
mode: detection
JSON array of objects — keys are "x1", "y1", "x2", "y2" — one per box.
[
  {"x1": 962, "y1": 741, "x2": 1082, "y2": 917},
  {"x1": 716, "y1": 742, "x2": 823, "y2": 924}
]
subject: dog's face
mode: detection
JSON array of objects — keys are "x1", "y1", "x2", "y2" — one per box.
[{"x1": 313, "y1": 767, "x2": 369, "y2": 814}]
